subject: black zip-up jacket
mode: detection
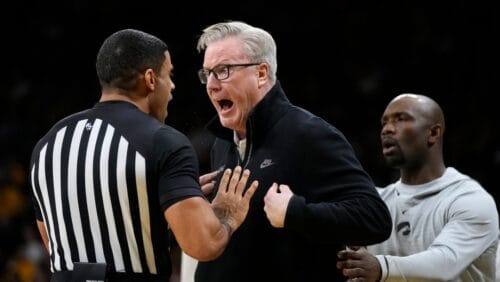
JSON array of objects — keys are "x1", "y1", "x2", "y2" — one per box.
[{"x1": 195, "y1": 81, "x2": 392, "y2": 282}]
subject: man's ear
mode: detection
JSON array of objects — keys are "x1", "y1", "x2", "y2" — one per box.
[
  {"x1": 257, "y1": 63, "x2": 269, "y2": 86},
  {"x1": 144, "y1": 68, "x2": 156, "y2": 91},
  {"x1": 428, "y1": 123, "x2": 442, "y2": 146}
]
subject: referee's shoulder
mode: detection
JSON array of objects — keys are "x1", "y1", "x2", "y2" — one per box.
[{"x1": 154, "y1": 124, "x2": 192, "y2": 144}]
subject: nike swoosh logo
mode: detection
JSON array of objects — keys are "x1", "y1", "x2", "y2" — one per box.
[{"x1": 260, "y1": 159, "x2": 275, "y2": 169}]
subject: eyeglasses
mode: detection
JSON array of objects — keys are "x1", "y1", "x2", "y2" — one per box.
[{"x1": 197, "y1": 63, "x2": 260, "y2": 84}]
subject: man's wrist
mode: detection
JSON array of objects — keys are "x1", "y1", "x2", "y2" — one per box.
[
  {"x1": 375, "y1": 255, "x2": 388, "y2": 281},
  {"x1": 221, "y1": 221, "x2": 233, "y2": 237}
]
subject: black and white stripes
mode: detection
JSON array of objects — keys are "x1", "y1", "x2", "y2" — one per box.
[{"x1": 30, "y1": 118, "x2": 156, "y2": 274}]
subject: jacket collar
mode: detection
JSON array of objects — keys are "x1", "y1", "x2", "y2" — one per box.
[{"x1": 207, "y1": 80, "x2": 291, "y2": 143}]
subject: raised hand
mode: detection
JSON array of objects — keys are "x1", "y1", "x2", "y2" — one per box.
[{"x1": 211, "y1": 166, "x2": 259, "y2": 234}]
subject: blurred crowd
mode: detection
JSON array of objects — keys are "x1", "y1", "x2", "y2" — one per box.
[{"x1": 0, "y1": 161, "x2": 49, "y2": 282}]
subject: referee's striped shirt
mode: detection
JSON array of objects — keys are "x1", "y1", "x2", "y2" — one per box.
[{"x1": 29, "y1": 101, "x2": 203, "y2": 279}]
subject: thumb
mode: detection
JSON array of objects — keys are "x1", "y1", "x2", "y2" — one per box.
[
  {"x1": 265, "y1": 183, "x2": 278, "y2": 197},
  {"x1": 278, "y1": 184, "x2": 292, "y2": 194}
]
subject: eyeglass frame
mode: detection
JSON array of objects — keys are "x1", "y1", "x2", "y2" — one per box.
[{"x1": 197, "y1": 63, "x2": 261, "y2": 84}]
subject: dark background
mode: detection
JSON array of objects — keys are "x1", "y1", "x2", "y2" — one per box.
[{"x1": 1, "y1": 1, "x2": 499, "y2": 280}]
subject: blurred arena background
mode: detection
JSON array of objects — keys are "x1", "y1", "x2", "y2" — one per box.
[{"x1": 1, "y1": 1, "x2": 498, "y2": 281}]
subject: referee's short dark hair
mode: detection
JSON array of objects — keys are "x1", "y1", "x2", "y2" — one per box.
[{"x1": 96, "y1": 29, "x2": 168, "y2": 91}]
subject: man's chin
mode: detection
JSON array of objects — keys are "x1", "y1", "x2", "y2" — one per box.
[
  {"x1": 219, "y1": 118, "x2": 236, "y2": 130},
  {"x1": 384, "y1": 156, "x2": 404, "y2": 168}
]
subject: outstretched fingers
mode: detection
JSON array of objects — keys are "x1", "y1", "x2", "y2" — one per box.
[
  {"x1": 244, "y1": 180, "x2": 259, "y2": 200},
  {"x1": 227, "y1": 166, "x2": 243, "y2": 194},
  {"x1": 217, "y1": 166, "x2": 258, "y2": 198},
  {"x1": 210, "y1": 166, "x2": 259, "y2": 234},
  {"x1": 234, "y1": 168, "x2": 250, "y2": 194},
  {"x1": 218, "y1": 168, "x2": 233, "y2": 193}
]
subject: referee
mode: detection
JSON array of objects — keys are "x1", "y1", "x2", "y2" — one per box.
[{"x1": 29, "y1": 29, "x2": 258, "y2": 282}]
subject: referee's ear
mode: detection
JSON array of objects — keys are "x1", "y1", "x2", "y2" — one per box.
[
  {"x1": 143, "y1": 68, "x2": 156, "y2": 93},
  {"x1": 132, "y1": 68, "x2": 156, "y2": 100}
]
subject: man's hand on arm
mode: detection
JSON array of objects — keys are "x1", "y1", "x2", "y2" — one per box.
[{"x1": 336, "y1": 247, "x2": 382, "y2": 282}]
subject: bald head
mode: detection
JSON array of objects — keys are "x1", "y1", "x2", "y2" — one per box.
[{"x1": 389, "y1": 93, "x2": 445, "y2": 133}]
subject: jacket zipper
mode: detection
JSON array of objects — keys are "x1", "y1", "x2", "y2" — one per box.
[{"x1": 241, "y1": 119, "x2": 253, "y2": 169}]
